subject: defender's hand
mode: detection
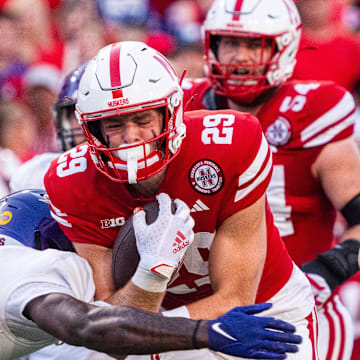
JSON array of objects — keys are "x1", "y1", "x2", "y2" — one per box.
[{"x1": 208, "y1": 303, "x2": 302, "y2": 359}]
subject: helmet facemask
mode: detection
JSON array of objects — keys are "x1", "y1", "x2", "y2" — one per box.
[
  {"x1": 203, "y1": 0, "x2": 302, "y2": 105},
  {"x1": 78, "y1": 91, "x2": 185, "y2": 184},
  {"x1": 205, "y1": 31, "x2": 279, "y2": 104},
  {"x1": 52, "y1": 62, "x2": 88, "y2": 152},
  {"x1": 52, "y1": 99, "x2": 85, "y2": 152}
]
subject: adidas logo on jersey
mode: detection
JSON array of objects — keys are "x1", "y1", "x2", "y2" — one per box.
[
  {"x1": 172, "y1": 231, "x2": 190, "y2": 254},
  {"x1": 191, "y1": 199, "x2": 210, "y2": 212}
]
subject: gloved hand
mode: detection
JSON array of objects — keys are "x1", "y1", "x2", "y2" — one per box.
[
  {"x1": 132, "y1": 193, "x2": 194, "y2": 292},
  {"x1": 208, "y1": 303, "x2": 302, "y2": 359}
]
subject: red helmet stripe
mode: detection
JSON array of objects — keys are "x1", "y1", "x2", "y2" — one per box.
[
  {"x1": 109, "y1": 44, "x2": 124, "y2": 99},
  {"x1": 232, "y1": 0, "x2": 244, "y2": 21},
  {"x1": 153, "y1": 54, "x2": 176, "y2": 80}
]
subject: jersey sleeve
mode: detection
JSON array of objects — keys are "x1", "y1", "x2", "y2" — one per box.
[
  {"x1": 299, "y1": 83, "x2": 356, "y2": 149},
  {"x1": 9, "y1": 152, "x2": 59, "y2": 192},
  {"x1": 218, "y1": 114, "x2": 273, "y2": 224},
  {"x1": 44, "y1": 146, "x2": 112, "y2": 247},
  {"x1": 0, "y1": 246, "x2": 95, "y2": 356}
]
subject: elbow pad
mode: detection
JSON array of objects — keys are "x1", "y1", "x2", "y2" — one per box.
[{"x1": 301, "y1": 239, "x2": 360, "y2": 291}]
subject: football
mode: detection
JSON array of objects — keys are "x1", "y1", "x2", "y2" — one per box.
[{"x1": 112, "y1": 199, "x2": 176, "y2": 289}]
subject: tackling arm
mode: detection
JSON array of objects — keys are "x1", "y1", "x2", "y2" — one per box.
[
  {"x1": 24, "y1": 293, "x2": 301, "y2": 359},
  {"x1": 24, "y1": 292, "x2": 206, "y2": 356}
]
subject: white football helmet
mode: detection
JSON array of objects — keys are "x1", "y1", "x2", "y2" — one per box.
[
  {"x1": 203, "y1": 0, "x2": 302, "y2": 103},
  {"x1": 76, "y1": 41, "x2": 185, "y2": 183}
]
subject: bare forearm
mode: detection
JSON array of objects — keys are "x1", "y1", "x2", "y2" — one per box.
[
  {"x1": 25, "y1": 293, "x2": 208, "y2": 355},
  {"x1": 106, "y1": 281, "x2": 165, "y2": 312},
  {"x1": 185, "y1": 291, "x2": 254, "y2": 319}
]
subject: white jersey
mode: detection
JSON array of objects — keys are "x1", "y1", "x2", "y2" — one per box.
[
  {"x1": 9, "y1": 152, "x2": 59, "y2": 192},
  {"x1": 0, "y1": 245, "x2": 95, "y2": 359},
  {"x1": 0, "y1": 148, "x2": 21, "y2": 197}
]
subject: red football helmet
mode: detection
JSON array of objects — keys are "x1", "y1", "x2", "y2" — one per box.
[
  {"x1": 76, "y1": 41, "x2": 185, "y2": 184},
  {"x1": 203, "y1": 0, "x2": 302, "y2": 104}
]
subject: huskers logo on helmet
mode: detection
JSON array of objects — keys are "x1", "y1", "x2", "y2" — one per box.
[
  {"x1": 75, "y1": 41, "x2": 186, "y2": 184},
  {"x1": 189, "y1": 159, "x2": 224, "y2": 195}
]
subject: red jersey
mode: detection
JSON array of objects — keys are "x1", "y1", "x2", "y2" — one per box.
[
  {"x1": 183, "y1": 79, "x2": 356, "y2": 265},
  {"x1": 45, "y1": 110, "x2": 293, "y2": 308}
]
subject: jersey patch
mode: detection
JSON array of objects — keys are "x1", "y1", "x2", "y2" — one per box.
[
  {"x1": 265, "y1": 117, "x2": 292, "y2": 146},
  {"x1": 189, "y1": 159, "x2": 224, "y2": 195}
]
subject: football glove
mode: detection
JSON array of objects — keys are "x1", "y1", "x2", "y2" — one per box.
[
  {"x1": 132, "y1": 193, "x2": 194, "y2": 292},
  {"x1": 208, "y1": 303, "x2": 302, "y2": 359}
]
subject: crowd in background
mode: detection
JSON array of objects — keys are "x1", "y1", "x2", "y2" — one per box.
[
  {"x1": 1, "y1": 0, "x2": 360, "y2": 357},
  {"x1": 0, "y1": 0, "x2": 360, "y2": 164},
  {"x1": 0, "y1": 0, "x2": 359, "y2": 164}
]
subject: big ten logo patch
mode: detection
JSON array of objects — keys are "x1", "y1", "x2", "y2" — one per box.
[{"x1": 100, "y1": 217, "x2": 126, "y2": 229}]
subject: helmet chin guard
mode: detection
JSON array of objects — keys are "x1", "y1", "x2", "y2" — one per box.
[
  {"x1": 203, "y1": 0, "x2": 302, "y2": 104},
  {"x1": 76, "y1": 41, "x2": 186, "y2": 183}
]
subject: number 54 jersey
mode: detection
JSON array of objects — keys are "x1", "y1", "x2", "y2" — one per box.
[
  {"x1": 183, "y1": 79, "x2": 356, "y2": 266},
  {"x1": 260, "y1": 81, "x2": 355, "y2": 265},
  {"x1": 44, "y1": 109, "x2": 294, "y2": 309}
]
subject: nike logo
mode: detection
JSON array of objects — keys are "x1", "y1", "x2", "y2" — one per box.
[{"x1": 211, "y1": 322, "x2": 237, "y2": 341}]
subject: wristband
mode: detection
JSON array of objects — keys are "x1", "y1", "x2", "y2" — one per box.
[
  {"x1": 131, "y1": 266, "x2": 169, "y2": 292},
  {"x1": 162, "y1": 305, "x2": 190, "y2": 318}
]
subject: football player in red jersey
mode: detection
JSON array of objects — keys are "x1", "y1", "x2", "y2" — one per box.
[
  {"x1": 181, "y1": 0, "x2": 360, "y2": 359},
  {"x1": 44, "y1": 41, "x2": 318, "y2": 359}
]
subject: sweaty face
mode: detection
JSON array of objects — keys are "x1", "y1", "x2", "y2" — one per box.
[
  {"x1": 217, "y1": 35, "x2": 274, "y2": 79},
  {"x1": 101, "y1": 109, "x2": 163, "y2": 159}
]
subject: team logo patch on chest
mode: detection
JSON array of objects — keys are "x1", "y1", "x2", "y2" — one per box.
[
  {"x1": 265, "y1": 117, "x2": 292, "y2": 146},
  {"x1": 189, "y1": 159, "x2": 224, "y2": 195}
]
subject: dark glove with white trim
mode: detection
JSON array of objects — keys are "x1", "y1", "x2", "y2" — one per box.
[{"x1": 207, "y1": 303, "x2": 302, "y2": 359}]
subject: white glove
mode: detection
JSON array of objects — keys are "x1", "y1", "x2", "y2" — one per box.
[{"x1": 131, "y1": 193, "x2": 195, "y2": 292}]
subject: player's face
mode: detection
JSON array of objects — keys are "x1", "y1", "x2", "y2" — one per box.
[
  {"x1": 101, "y1": 109, "x2": 163, "y2": 153},
  {"x1": 217, "y1": 36, "x2": 273, "y2": 77}
]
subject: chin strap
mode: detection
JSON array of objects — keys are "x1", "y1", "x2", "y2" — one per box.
[{"x1": 117, "y1": 143, "x2": 152, "y2": 184}]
